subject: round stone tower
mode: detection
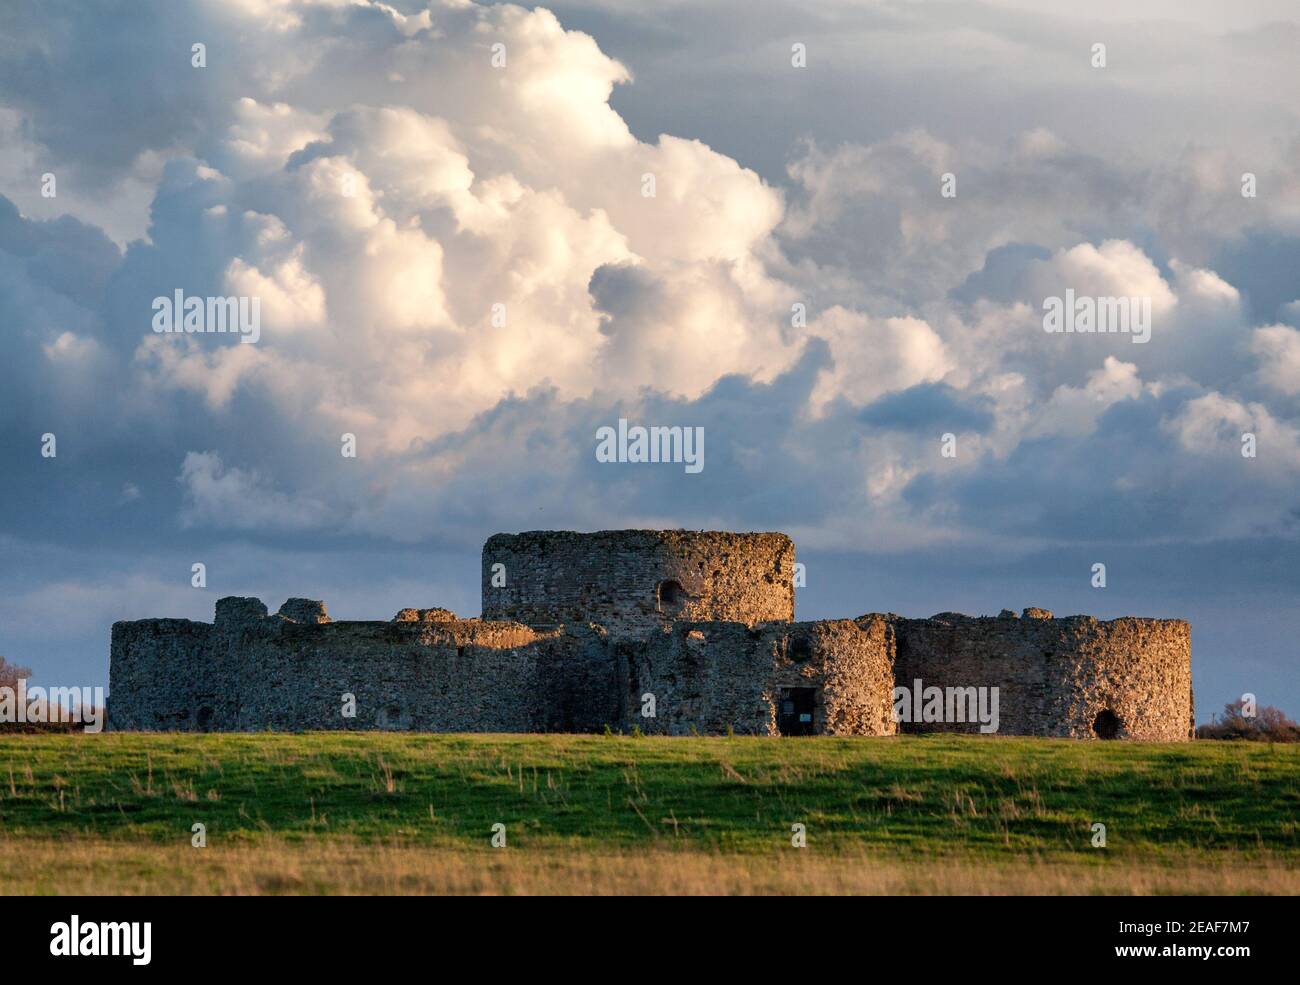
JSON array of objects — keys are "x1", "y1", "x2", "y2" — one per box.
[
  {"x1": 891, "y1": 610, "x2": 1194, "y2": 740},
  {"x1": 481, "y1": 530, "x2": 795, "y2": 638}
]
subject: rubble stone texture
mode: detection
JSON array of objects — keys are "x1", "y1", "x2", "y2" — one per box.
[
  {"x1": 620, "y1": 616, "x2": 897, "y2": 736},
  {"x1": 889, "y1": 612, "x2": 1193, "y2": 740},
  {"x1": 481, "y1": 530, "x2": 795, "y2": 639},
  {"x1": 108, "y1": 530, "x2": 1193, "y2": 739}
]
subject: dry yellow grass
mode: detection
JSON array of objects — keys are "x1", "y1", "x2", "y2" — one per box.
[{"x1": 2, "y1": 837, "x2": 1297, "y2": 895}]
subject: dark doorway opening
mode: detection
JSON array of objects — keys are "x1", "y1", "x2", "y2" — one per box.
[
  {"x1": 195, "y1": 706, "x2": 214, "y2": 732},
  {"x1": 1093, "y1": 708, "x2": 1122, "y2": 739},
  {"x1": 657, "y1": 579, "x2": 687, "y2": 615},
  {"x1": 377, "y1": 704, "x2": 404, "y2": 730},
  {"x1": 778, "y1": 687, "x2": 816, "y2": 736}
]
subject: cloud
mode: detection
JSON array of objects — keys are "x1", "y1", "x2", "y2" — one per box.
[
  {"x1": 1027, "y1": 357, "x2": 1145, "y2": 439},
  {"x1": 1028, "y1": 241, "x2": 1176, "y2": 314},
  {"x1": 808, "y1": 307, "x2": 951, "y2": 414},
  {"x1": 1163, "y1": 392, "x2": 1300, "y2": 467},
  {"x1": 1251, "y1": 324, "x2": 1300, "y2": 395},
  {"x1": 859, "y1": 383, "x2": 995, "y2": 434},
  {"x1": 178, "y1": 451, "x2": 340, "y2": 531},
  {"x1": 0, "y1": 0, "x2": 1297, "y2": 562}
]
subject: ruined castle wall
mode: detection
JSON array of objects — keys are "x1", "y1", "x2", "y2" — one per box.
[
  {"x1": 482, "y1": 530, "x2": 795, "y2": 639},
  {"x1": 109, "y1": 599, "x2": 621, "y2": 732},
  {"x1": 888, "y1": 610, "x2": 1193, "y2": 740},
  {"x1": 107, "y1": 618, "x2": 222, "y2": 730},
  {"x1": 107, "y1": 530, "x2": 1194, "y2": 741},
  {"x1": 620, "y1": 617, "x2": 896, "y2": 736}
]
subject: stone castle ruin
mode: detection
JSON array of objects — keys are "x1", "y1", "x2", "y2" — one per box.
[{"x1": 108, "y1": 530, "x2": 1194, "y2": 739}]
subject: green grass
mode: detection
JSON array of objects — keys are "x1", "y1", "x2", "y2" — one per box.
[{"x1": 2, "y1": 733, "x2": 1298, "y2": 861}]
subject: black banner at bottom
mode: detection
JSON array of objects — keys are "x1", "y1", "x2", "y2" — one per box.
[{"x1": 7, "y1": 895, "x2": 1283, "y2": 971}]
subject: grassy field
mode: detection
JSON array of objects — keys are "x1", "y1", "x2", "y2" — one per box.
[{"x1": 1, "y1": 733, "x2": 1297, "y2": 894}]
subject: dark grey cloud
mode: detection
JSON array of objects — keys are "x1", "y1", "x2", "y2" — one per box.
[
  {"x1": 0, "y1": 1, "x2": 226, "y2": 183},
  {"x1": 949, "y1": 242, "x2": 1051, "y2": 305},
  {"x1": 1212, "y1": 228, "x2": 1300, "y2": 324},
  {"x1": 859, "y1": 383, "x2": 995, "y2": 433}
]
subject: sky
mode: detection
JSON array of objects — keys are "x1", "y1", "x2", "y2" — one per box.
[{"x1": 0, "y1": 0, "x2": 1297, "y2": 720}]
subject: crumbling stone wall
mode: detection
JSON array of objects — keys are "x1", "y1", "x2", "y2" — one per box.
[
  {"x1": 887, "y1": 608, "x2": 1193, "y2": 740},
  {"x1": 619, "y1": 617, "x2": 897, "y2": 736},
  {"x1": 109, "y1": 598, "x2": 619, "y2": 733},
  {"x1": 482, "y1": 530, "x2": 794, "y2": 639}
]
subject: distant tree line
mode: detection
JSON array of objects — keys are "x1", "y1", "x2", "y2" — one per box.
[
  {"x1": 1197, "y1": 699, "x2": 1300, "y2": 742},
  {"x1": 0, "y1": 656, "x2": 87, "y2": 733}
]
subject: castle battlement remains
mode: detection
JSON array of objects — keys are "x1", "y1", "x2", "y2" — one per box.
[{"x1": 108, "y1": 530, "x2": 1194, "y2": 739}]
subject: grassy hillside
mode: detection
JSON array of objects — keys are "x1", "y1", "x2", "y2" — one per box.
[{"x1": 1, "y1": 733, "x2": 1297, "y2": 894}]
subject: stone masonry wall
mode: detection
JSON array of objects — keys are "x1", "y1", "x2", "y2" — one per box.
[
  {"x1": 109, "y1": 597, "x2": 620, "y2": 732},
  {"x1": 619, "y1": 616, "x2": 896, "y2": 736},
  {"x1": 481, "y1": 530, "x2": 795, "y2": 640},
  {"x1": 887, "y1": 608, "x2": 1193, "y2": 740}
]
